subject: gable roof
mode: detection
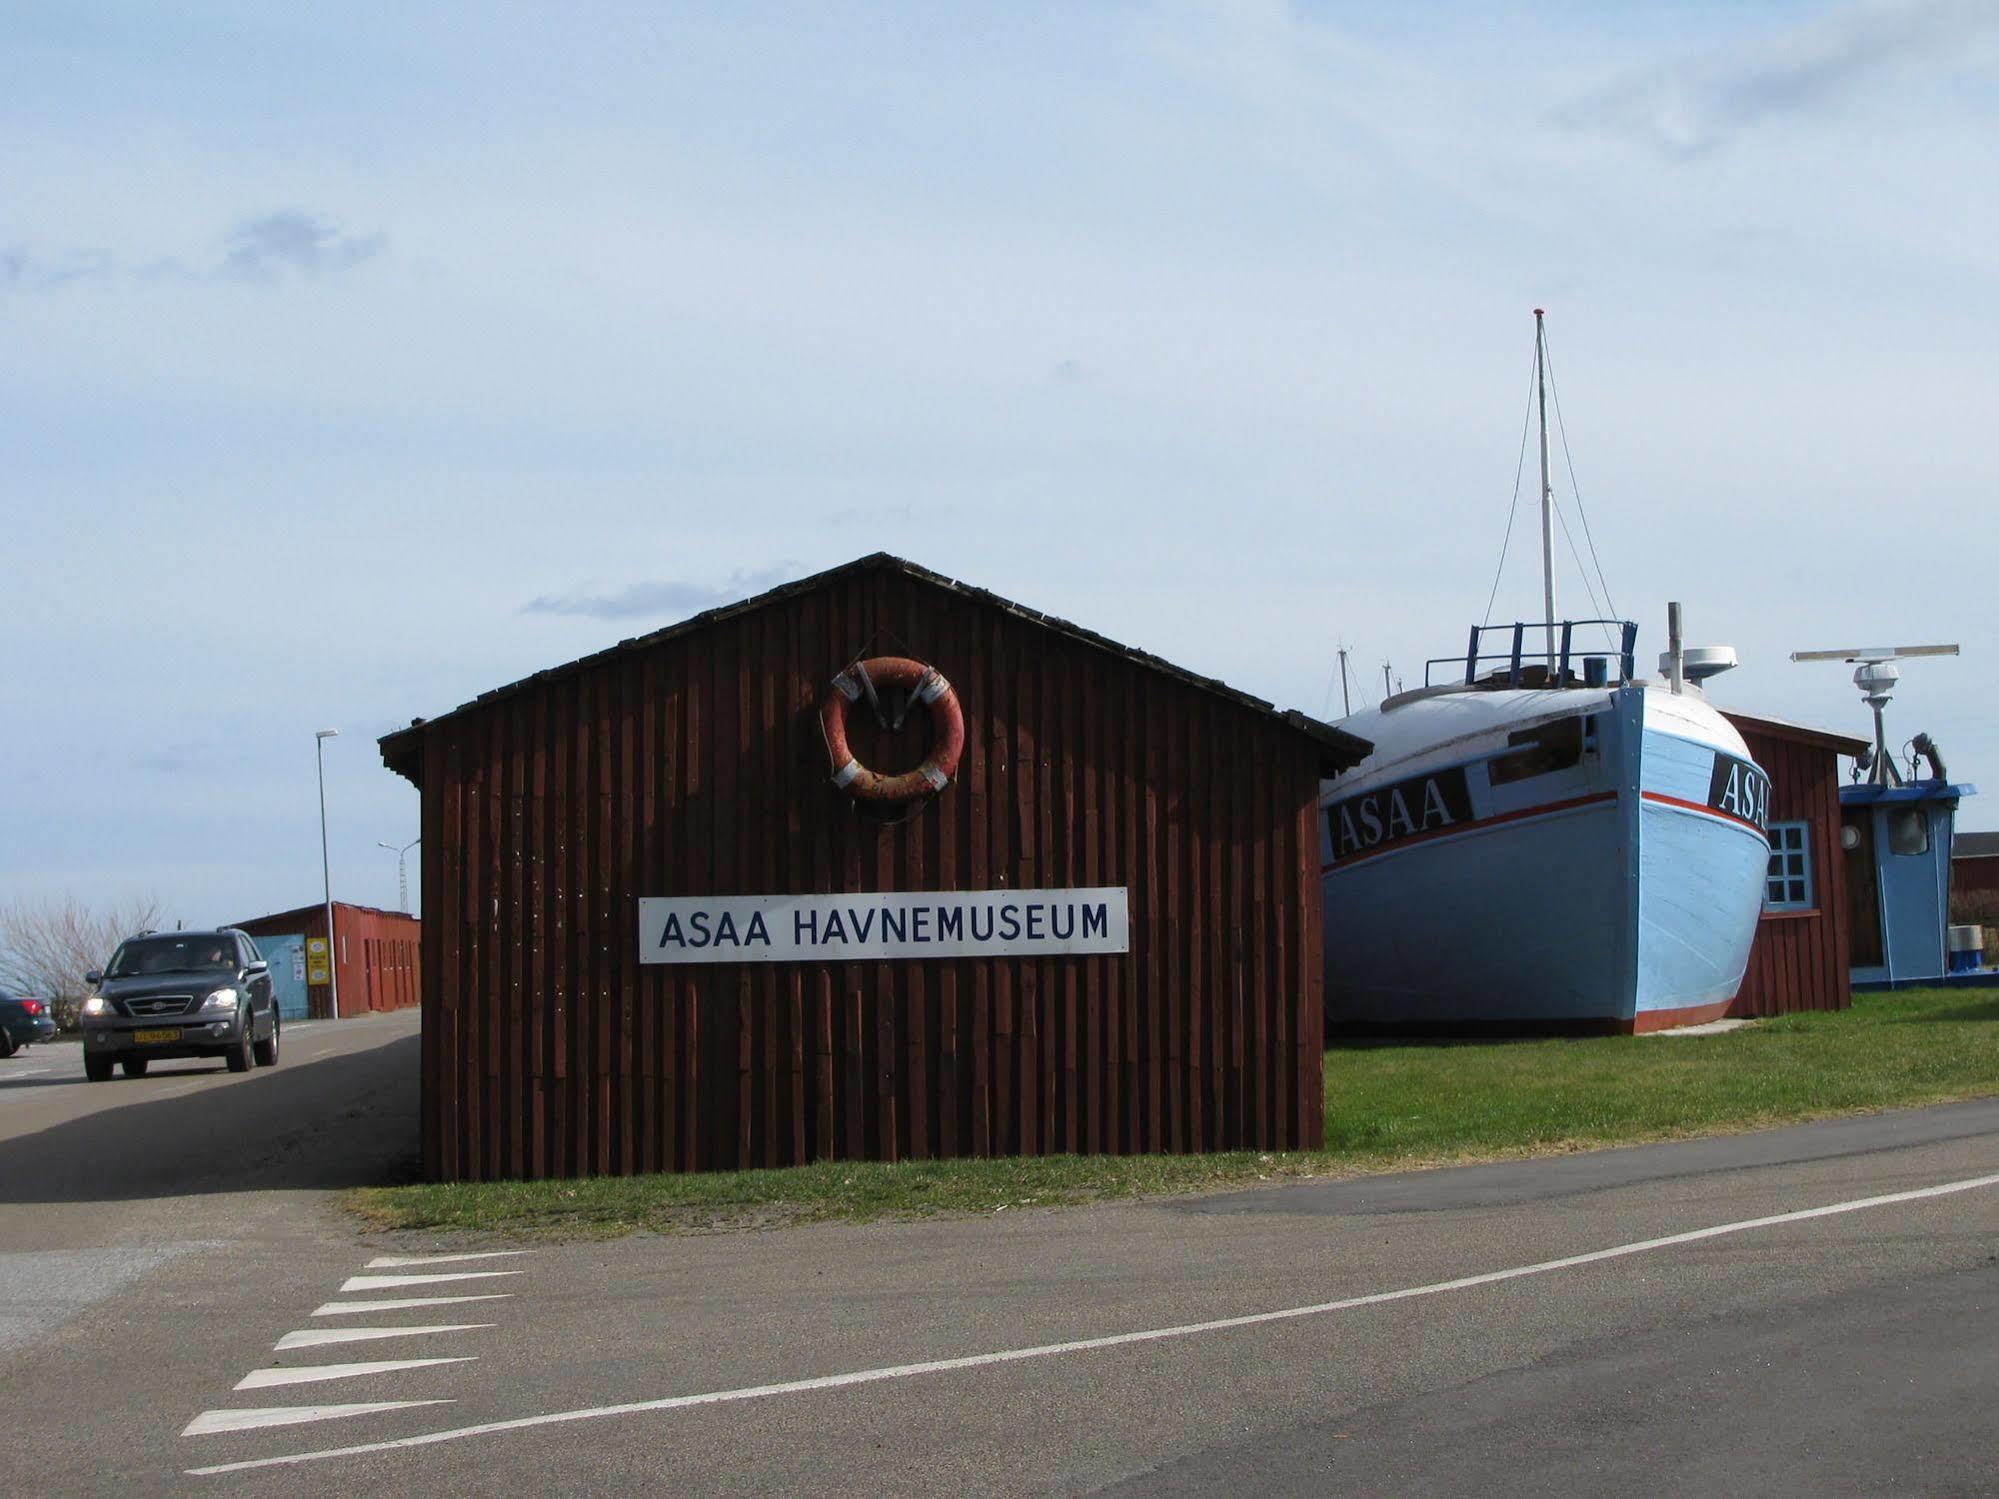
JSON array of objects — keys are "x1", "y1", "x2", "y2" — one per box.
[
  {"x1": 379, "y1": 553, "x2": 1372, "y2": 783},
  {"x1": 1955, "y1": 831, "x2": 1999, "y2": 860},
  {"x1": 1721, "y1": 709, "x2": 1870, "y2": 757},
  {"x1": 233, "y1": 900, "x2": 418, "y2": 930}
]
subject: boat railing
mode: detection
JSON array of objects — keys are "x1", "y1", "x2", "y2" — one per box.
[{"x1": 1425, "y1": 621, "x2": 1638, "y2": 690}]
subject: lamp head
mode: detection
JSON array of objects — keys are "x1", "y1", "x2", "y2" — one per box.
[{"x1": 315, "y1": 728, "x2": 340, "y2": 740}]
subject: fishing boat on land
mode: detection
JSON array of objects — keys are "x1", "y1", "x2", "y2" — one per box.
[{"x1": 1319, "y1": 315, "x2": 1772, "y2": 1033}]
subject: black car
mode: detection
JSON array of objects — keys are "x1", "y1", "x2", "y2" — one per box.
[
  {"x1": 1, "y1": 987, "x2": 58, "y2": 1057},
  {"x1": 79, "y1": 929, "x2": 281, "y2": 1081}
]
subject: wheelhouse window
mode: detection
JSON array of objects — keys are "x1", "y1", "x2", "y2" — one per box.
[
  {"x1": 1765, "y1": 822, "x2": 1813, "y2": 911},
  {"x1": 1488, "y1": 715, "x2": 1586, "y2": 786},
  {"x1": 1886, "y1": 807, "x2": 1931, "y2": 856}
]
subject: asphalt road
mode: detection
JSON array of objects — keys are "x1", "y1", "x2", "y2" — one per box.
[{"x1": 2, "y1": 1019, "x2": 1995, "y2": 1496}]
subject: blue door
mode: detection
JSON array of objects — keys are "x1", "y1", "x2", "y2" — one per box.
[{"x1": 256, "y1": 933, "x2": 311, "y2": 1020}]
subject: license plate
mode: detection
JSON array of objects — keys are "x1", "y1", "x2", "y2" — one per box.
[{"x1": 133, "y1": 1028, "x2": 180, "y2": 1044}]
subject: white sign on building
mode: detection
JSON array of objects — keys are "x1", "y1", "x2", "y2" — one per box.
[{"x1": 638, "y1": 888, "x2": 1129, "y2": 965}]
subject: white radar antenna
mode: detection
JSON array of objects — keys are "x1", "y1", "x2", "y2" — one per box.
[{"x1": 1790, "y1": 643, "x2": 1960, "y2": 786}]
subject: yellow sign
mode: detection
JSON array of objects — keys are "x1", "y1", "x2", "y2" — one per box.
[{"x1": 307, "y1": 936, "x2": 331, "y2": 985}]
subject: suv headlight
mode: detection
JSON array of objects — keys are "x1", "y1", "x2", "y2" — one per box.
[
  {"x1": 82, "y1": 995, "x2": 113, "y2": 1018},
  {"x1": 201, "y1": 988, "x2": 241, "y2": 1012}
]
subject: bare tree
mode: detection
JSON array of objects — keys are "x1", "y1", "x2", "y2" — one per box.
[{"x1": 0, "y1": 894, "x2": 162, "y2": 1029}]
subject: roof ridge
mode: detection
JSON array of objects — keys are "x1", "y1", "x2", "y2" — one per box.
[{"x1": 380, "y1": 555, "x2": 1369, "y2": 781}]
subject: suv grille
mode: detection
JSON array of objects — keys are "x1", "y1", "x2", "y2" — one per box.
[{"x1": 123, "y1": 995, "x2": 196, "y2": 1018}]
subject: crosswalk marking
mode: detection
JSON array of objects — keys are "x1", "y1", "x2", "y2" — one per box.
[
  {"x1": 275, "y1": 1324, "x2": 493, "y2": 1351},
  {"x1": 339, "y1": 1270, "x2": 524, "y2": 1293},
  {"x1": 365, "y1": 1250, "x2": 534, "y2": 1269},
  {"x1": 235, "y1": 1357, "x2": 476, "y2": 1390},
  {"x1": 186, "y1": 1246, "x2": 529, "y2": 1447},
  {"x1": 312, "y1": 1294, "x2": 514, "y2": 1317},
  {"x1": 182, "y1": 1402, "x2": 454, "y2": 1436}
]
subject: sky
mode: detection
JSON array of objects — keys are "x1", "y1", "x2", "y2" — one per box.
[{"x1": 3, "y1": 0, "x2": 1996, "y2": 932}]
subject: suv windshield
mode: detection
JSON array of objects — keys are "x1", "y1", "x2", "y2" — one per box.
[{"x1": 106, "y1": 935, "x2": 238, "y2": 978}]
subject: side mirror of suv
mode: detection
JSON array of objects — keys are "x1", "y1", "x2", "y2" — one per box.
[
  {"x1": 244, "y1": 960, "x2": 269, "y2": 977},
  {"x1": 85, "y1": 970, "x2": 103, "y2": 985}
]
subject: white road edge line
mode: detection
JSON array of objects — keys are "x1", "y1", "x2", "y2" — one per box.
[
  {"x1": 366, "y1": 1251, "x2": 535, "y2": 1268},
  {"x1": 183, "y1": 1402, "x2": 455, "y2": 1436},
  {"x1": 339, "y1": 1271, "x2": 524, "y2": 1292},
  {"x1": 235, "y1": 1357, "x2": 476, "y2": 1390},
  {"x1": 188, "y1": 1169, "x2": 1999, "y2": 1477},
  {"x1": 313, "y1": 1294, "x2": 514, "y2": 1316},
  {"x1": 276, "y1": 1325, "x2": 495, "y2": 1351}
]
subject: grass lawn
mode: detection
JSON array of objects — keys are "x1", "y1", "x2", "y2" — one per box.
[{"x1": 346, "y1": 985, "x2": 1999, "y2": 1242}]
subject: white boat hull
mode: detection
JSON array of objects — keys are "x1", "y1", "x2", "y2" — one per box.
[{"x1": 1320, "y1": 682, "x2": 1769, "y2": 1031}]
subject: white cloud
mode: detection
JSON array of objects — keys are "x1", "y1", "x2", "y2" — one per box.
[
  {"x1": 0, "y1": 209, "x2": 384, "y2": 289},
  {"x1": 521, "y1": 565, "x2": 802, "y2": 622},
  {"x1": 1562, "y1": 0, "x2": 1999, "y2": 156},
  {"x1": 220, "y1": 210, "x2": 385, "y2": 279}
]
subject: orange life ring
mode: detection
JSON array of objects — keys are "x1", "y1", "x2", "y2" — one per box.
[{"x1": 819, "y1": 656, "x2": 965, "y2": 804}]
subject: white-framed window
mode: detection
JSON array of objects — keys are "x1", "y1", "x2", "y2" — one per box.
[{"x1": 1765, "y1": 821, "x2": 1813, "y2": 910}]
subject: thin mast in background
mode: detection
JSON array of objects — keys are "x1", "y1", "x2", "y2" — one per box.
[{"x1": 1535, "y1": 309, "x2": 1557, "y2": 673}]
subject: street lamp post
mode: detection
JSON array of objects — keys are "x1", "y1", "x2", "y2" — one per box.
[
  {"x1": 378, "y1": 837, "x2": 421, "y2": 914},
  {"x1": 316, "y1": 729, "x2": 341, "y2": 1021}
]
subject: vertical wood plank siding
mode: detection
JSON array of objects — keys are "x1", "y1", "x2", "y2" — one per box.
[
  {"x1": 1729, "y1": 723, "x2": 1852, "y2": 1017},
  {"x1": 1955, "y1": 857, "x2": 1999, "y2": 901},
  {"x1": 413, "y1": 571, "x2": 1326, "y2": 1180}
]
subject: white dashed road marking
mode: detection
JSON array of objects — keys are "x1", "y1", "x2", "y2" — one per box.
[
  {"x1": 275, "y1": 1324, "x2": 495, "y2": 1351},
  {"x1": 339, "y1": 1270, "x2": 524, "y2": 1293},
  {"x1": 183, "y1": 1403, "x2": 455, "y2": 1436},
  {"x1": 312, "y1": 1294, "x2": 515, "y2": 1317},
  {"x1": 366, "y1": 1251, "x2": 534, "y2": 1268},
  {"x1": 235, "y1": 1357, "x2": 477, "y2": 1391},
  {"x1": 188, "y1": 1169, "x2": 1999, "y2": 1477},
  {"x1": 183, "y1": 1240, "x2": 532, "y2": 1446}
]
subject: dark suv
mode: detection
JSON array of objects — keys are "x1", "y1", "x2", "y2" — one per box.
[{"x1": 80, "y1": 929, "x2": 281, "y2": 1081}]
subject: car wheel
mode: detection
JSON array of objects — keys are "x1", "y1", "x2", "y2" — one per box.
[
  {"x1": 0, "y1": 1032, "x2": 14, "y2": 1059},
  {"x1": 120, "y1": 1057, "x2": 149, "y2": 1078},
  {"x1": 253, "y1": 1013, "x2": 280, "y2": 1068},
  {"x1": 84, "y1": 1052, "x2": 114, "y2": 1082},
  {"x1": 226, "y1": 1023, "x2": 253, "y2": 1073}
]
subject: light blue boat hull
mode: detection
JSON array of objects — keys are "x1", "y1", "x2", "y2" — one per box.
[{"x1": 1322, "y1": 685, "x2": 1768, "y2": 1030}]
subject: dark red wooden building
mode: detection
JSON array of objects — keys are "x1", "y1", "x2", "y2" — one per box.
[
  {"x1": 1954, "y1": 832, "x2": 1999, "y2": 902},
  {"x1": 233, "y1": 901, "x2": 422, "y2": 1021},
  {"x1": 379, "y1": 554, "x2": 1369, "y2": 1181},
  {"x1": 1722, "y1": 711, "x2": 1869, "y2": 1017}
]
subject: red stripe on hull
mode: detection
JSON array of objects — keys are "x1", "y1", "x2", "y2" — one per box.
[
  {"x1": 1640, "y1": 789, "x2": 1769, "y2": 839},
  {"x1": 1322, "y1": 790, "x2": 1616, "y2": 874},
  {"x1": 1628, "y1": 997, "x2": 1737, "y2": 1034}
]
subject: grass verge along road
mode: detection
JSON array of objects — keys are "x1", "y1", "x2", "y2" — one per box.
[{"x1": 348, "y1": 985, "x2": 1998, "y2": 1240}]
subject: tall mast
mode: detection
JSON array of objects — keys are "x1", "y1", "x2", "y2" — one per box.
[{"x1": 1535, "y1": 309, "x2": 1557, "y2": 673}]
